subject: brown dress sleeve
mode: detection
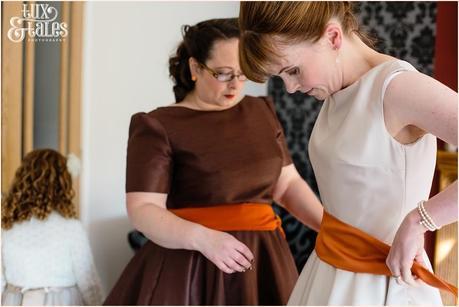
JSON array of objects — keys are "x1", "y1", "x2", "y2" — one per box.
[
  {"x1": 262, "y1": 96, "x2": 293, "y2": 166},
  {"x1": 126, "y1": 112, "x2": 172, "y2": 193}
]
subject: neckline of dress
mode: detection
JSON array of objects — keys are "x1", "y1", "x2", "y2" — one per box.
[
  {"x1": 331, "y1": 59, "x2": 400, "y2": 99},
  {"x1": 160, "y1": 96, "x2": 246, "y2": 113}
]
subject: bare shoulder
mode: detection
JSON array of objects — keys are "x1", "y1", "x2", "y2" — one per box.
[{"x1": 384, "y1": 71, "x2": 457, "y2": 145}]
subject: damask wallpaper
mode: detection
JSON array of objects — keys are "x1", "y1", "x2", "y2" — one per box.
[{"x1": 272, "y1": 1, "x2": 437, "y2": 271}]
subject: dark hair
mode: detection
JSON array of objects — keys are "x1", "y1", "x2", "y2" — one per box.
[
  {"x1": 2, "y1": 149, "x2": 76, "y2": 230},
  {"x1": 169, "y1": 18, "x2": 240, "y2": 102}
]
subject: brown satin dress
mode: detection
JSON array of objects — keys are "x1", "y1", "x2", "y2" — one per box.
[{"x1": 104, "y1": 96, "x2": 299, "y2": 305}]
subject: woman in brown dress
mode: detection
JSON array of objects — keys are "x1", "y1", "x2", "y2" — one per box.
[{"x1": 104, "y1": 18, "x2": 323, "y2": 305}]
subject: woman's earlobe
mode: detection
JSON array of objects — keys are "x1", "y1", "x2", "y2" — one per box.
[
  {"x1": 326, "y1": 23, "x2": 342, "y2": 50},
  {"x1": 331, "y1": 32, "x2": 342, "y2": 50},
  {"x1": 334, "y1": 35, "x2": 342, "y2": 50},
  {"x1": 189, "y1": 57, "x2": 197, "y2": 72}
]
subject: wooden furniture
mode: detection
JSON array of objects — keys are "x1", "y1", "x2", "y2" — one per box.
[{"x1": 434, "y1": 150, "x2": 458, "y2": 305}]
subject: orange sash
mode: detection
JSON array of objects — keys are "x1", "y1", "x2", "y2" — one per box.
[
  {"x1": 316, "y1": 211, "x2": 457, "y2": 298},
  {"x1": 169, "y1": 203, "x2": 285, "y2": 237}
]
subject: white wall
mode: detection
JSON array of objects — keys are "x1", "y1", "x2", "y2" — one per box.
[{"x1": 81, "y1": 1, "x2": 267, "y2": 294}]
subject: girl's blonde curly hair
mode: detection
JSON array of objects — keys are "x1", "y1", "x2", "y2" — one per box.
[{"x1": 2, "y1": 149, "x2": 77, "y2": 230}]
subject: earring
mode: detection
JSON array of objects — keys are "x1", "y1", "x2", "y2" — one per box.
[{"x1": 191, "y1": 76, "x2": 197, "y2": 81}]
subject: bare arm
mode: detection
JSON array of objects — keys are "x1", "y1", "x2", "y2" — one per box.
[
  {"x1": 127, "y1": 192, "x2": 204, "y2": 250},
  {"x1": 421, "y1": 182, "x2": 458, "y2": 227},
  {"x1": 384, "y1": 71, "x2": 458, "y2": 285},
  {"x1": 385, "y1": 71, "x2": 458, "y2": 227},
  {"x1": 272, "y1": 164, "x2": 323, "y2": 232},
  {"x1": 127, "y1": 192, "x2": 254, "y2": 273}
]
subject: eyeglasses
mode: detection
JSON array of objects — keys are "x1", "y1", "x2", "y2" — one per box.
[{"x1": 199, "y1": 63, "x2": 247, "y2": 82}]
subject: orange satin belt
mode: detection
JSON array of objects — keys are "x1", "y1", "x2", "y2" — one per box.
[
  {"x1": 169, "y1": 203, "x2": 285, "y2": 238},
  {"x1": 315, "y1": 211, "x2": 457, "y2": 298}
]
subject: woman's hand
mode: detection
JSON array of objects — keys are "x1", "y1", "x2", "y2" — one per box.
[
  {"x1": 386, "y1": 210, "x2": 427, "y2": 286},
  {"x1": 127, "y1": 192, "x2": 254, "y2": 273},
  {"x1": 194, "y1": 228, "x2": 254, "y2": 274}
]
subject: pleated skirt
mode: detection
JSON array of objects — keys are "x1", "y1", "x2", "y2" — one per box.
[{"x1": 104, "y1": 229, "x2": 298, "y2": 305}]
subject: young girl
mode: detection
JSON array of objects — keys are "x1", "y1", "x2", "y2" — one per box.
[{"x1": 1, "y1": 149, "x2": 104, "y2": 305}]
